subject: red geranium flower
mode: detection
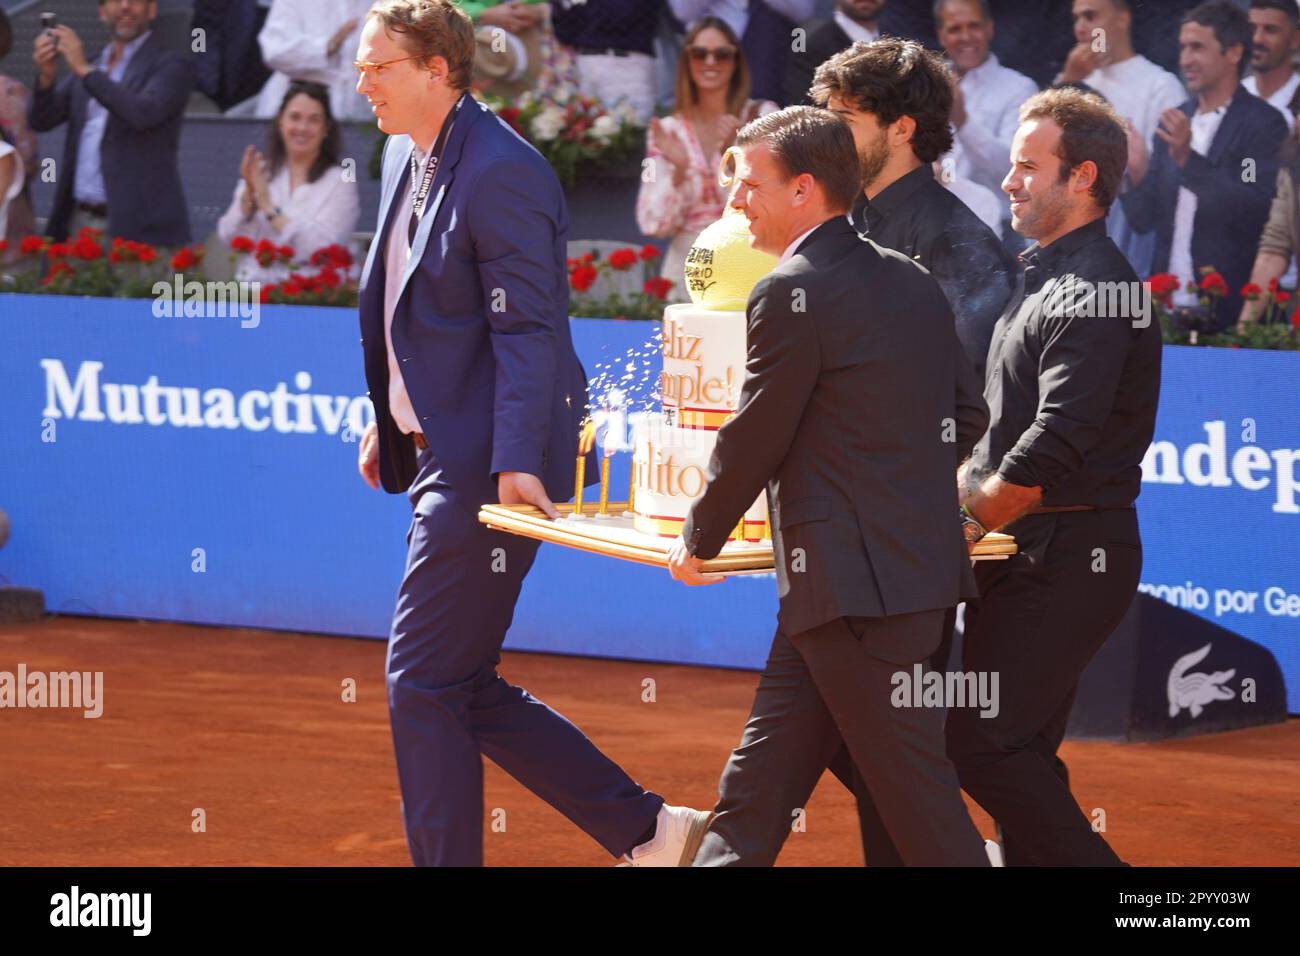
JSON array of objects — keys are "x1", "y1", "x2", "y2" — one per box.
[
  {"x1": 0, "y1": 240, "x2": 7, "y2": 254},
  {"x1": 231, "y1": 235, "x2": 256, "y2": 254},
  {"x1": 47, "y1": 242, "x2": 70, "y2": 259},
  {"x1": 608, "y1": 248, "x2": 638, "y2": 271},
  {"x1": 41, "y1": 261, "x2": 75, "y2": 284},
  {"x1": 171, "y1": 247, "x2": 199, "y2": 271},
  {"x1": 1268, "y1": 276, "x2": 1280, "y2": 294},
  {"x1": 639, "y1": 244, "x2": 660, "y2": 261},
  {"x1": 259, "y1": 284, "x2": 274, "y2": 304},
  {"x1": 1200, "y1": 272, "x2": 1228, "y2": 297},
  {"x1": 71, "y1": 236, "x2": 103, "y2": 260},
  {"x1": 644, "y1": 277, "x2": 673, "y2": 300},
  {"x1": 136, "y1": 244, "x2": 157, "y2": 264},
  {"x1": 278, "y1": 244, "x2": 295, "y2": 261},
  {"x1": 570, "y1": 264, "x2": 598, "y2": 292},
  {"x1": 1147, "y1": 272, "x2": 1179, "y2": 300},
  {"x1": 1241, "y1": 282, "x2": 1262, "y2": 300},
  {"x1": 19, "y1": 235, "x2": 46, "y2": 256},
  {"x1": 1276, "y1": 290, "x2": 1292, "y2": 305}
]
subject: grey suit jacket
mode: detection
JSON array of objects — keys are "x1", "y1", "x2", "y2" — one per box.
[{"x1": 683, "y1": 217, "x2": 988, "y2": 638}]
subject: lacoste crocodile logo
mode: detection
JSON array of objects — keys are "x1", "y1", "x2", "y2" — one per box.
[{"x1": 1167, "y1": 643, "x2": 1236, "y2": 718}]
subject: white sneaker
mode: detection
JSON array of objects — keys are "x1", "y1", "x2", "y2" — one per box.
[
  {"x1": 985, "y1": 839, "x2": 1005, "y2": 867},
  {"x1": 618, "y1": 805, "x2": 714, "y2": 867}
]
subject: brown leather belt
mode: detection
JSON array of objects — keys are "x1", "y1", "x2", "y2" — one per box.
[
  {"x1": 412, "y1": 433, "x2": 428, "y2": 450},
  {"x1": 1025, "y1": 504, "x2": 1137, "y2": 515}
]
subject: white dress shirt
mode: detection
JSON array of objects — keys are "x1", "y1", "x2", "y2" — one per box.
[
  {"x1": 1243, "y1": 71, "x2": 1300, "y2": 123},
  {"x1": 779, "y1": 223, "x2": 820, "y2": 264},
  {"x1": 1243, "y1": 73, "x2": 1300, "y2": 288},
  {"x1": 216, "y1": 162, "x2": 360, "y2": 282},
  {"x1": 1169, "y1": 104, "x2": 1228, "y2": 306},
  {"x1": 834, "y1": 10, "x2": 879, "y2": 45},
  {"x1": 380, "y1": 143, "x2": 428, "y2": 437},
  {"x1": 255, "y1": 0, "x2": 375, "y2": 122},
  {"x1": 948, "y1": 53, "x2": 1039, "y2": 207},
  {"x1": 1084, "y1": 54, "x2": 1186, "y2": 277},
  {"x1": 74, "y1": 30, "x2": 152, "y2": 205}
]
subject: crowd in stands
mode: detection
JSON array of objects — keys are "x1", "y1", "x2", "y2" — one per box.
[{"x1": 1, "y1": 0, "x2": 1299, "y2": 334}]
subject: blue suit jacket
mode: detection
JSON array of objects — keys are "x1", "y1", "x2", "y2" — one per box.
[
  {"x1": 359, "y1": 97, "x2": 593, "y2": 504},
  {"x1": 1120, "y1": 85, "x2": 1287, "y2": 331},
  {"x1": 27, "y1": 32, "x2": 193, "y2": 246}
]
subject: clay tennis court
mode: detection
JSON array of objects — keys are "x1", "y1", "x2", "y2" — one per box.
[{"x1": 2, "y1": 616, "x2": 1297, "y2": 867}]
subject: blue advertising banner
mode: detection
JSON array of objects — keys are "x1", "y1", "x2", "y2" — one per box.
[{"x1": 1, "y1": 296, "x2": 1296, "y2": 708}]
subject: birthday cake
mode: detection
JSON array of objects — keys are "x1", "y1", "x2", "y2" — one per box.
[{"x1": 631, "y1": 211, "x2": 778, "y2": 542}]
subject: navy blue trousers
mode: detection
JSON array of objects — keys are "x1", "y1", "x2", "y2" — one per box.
[{"x1": 386, "y1": 450, "x2": 663, "y2": 865}]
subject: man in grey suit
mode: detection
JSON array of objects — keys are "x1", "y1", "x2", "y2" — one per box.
[{"x1": 667, "y1": 106, "x2": 990, "y2": 866}]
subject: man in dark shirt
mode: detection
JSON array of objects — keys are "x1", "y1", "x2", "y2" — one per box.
[
  {"x1": 809, "y1": 36, "x2": 1015, "y2": 867},
  {"x1": 954, "y1": 86, "x2": 1162, "y2": 866},
  {"x1": 813, "y1": 37, "x2": 1017, "y2": 378}
]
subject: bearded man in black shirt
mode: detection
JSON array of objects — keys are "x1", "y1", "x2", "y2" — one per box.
[
  {"x1": 811, "y1": 38, "x2": 1017, "y2": 379},
  {"x1": 810, "y1": 35, "x2": 1017, "y2": 867},
  {"x1": 952, "y1": 86, "x2": 1162, "y2": 866}
]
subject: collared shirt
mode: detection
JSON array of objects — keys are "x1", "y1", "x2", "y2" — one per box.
[
  {"x1": 381, "y1": 142, "x2": 431, "y2": 436},
  {"x1": 948, "y1": 53, "x2": 1039, "y2": 206},
  {"x1": 848, "y1": 163, "x2": 1017, "y2": 379},
  {"x1": 74, "y1": 30, "x2": 152, "y2": 205},
  {"x1": 968, "y1": 217, "x2": 1162, "y2": 508},
  {"x1": 833, "y1": 9, "x2": 878, "y2": 45},
  {"x1": 1083, "y1": 54, "x2": 1186, "y2": 278},
  {"x1": 779, "y1": 223, "x2": 820, "y2": 264},
  {"x1": 1169, "y1": 103, "x2": 1228, "y2": 306},
  {"x1": 1244, "y1": 71, "x2": 1300, "y2": 123}
]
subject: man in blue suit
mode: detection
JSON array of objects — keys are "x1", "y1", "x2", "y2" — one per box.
[
  {"x1": 1121, "y1": 0, "x2": 1288, "y2": 331},
  {"x1": 29, "y1": 0, "x2": 192, "y2": 246},
  {"x1": 353, "y1": 0, "x2": 708, "y2": 867}
]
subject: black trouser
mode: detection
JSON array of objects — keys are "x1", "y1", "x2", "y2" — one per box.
[
  {"x1": 693, "y1": 610, "x2": 987, "y2": 867},
  {"x1": 826, "y1": 606, "x2": 958, "y2": 867},
  {"x1": 831, "y1": 510, "x2": 1141, "y2": 866}
]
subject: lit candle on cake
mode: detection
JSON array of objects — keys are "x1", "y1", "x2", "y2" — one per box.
[
  {"x1": 574, "y1": 418, "x2": 596, "y2": 517},
  {"x1": 598, "y1": 448, "x2": 612, "y2": 516}
]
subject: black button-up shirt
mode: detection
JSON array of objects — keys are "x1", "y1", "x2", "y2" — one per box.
[
  {"x1": 968, "y1": 217, "x2": 1163, "y2": 508},
  {"x1": 848, "y1": 163, "x2": 1017, "y2": 379}
]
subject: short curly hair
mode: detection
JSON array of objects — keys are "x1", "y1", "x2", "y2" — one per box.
[
  {"x1": 808, "y1": 38, "x2": 955, "y2": 164},
  {"x1": 367, "y1": 0, "x2": 475, "y2": 91},
  {"x1": 1019, "y1": 87, "x2": 1128, "y2": 209}
]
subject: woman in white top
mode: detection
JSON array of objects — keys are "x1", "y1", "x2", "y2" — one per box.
[
  {"x1": 217, "y1": 81, "x2": 360, "y2": 283},
  {"x1": 636, "y1": 17, "x2": 777, "y2": 302}
]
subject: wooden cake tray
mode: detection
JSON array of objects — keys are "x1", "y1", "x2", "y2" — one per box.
[{"x1": 478, "y1": 502, "x2": 1017, "y2": 573}]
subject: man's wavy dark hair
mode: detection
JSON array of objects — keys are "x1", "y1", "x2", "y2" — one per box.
[{"x1": 808, "y1": 38, "x2": 955, "y2": 164}]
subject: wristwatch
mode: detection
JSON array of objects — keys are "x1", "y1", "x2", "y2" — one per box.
[{"x1": 960, "y1": 503, "x2": 988, "y2": 545}]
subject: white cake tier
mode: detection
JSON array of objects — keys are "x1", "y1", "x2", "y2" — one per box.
[
  {"x1": 660, "y1": 302, "x2": 747, "y2": 431},
  {"x1": 631, "y1": 414, "x2": 768, "y2": 542}
]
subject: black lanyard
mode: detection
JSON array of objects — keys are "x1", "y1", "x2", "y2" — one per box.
[{"x1": 408, "y1": 92, "x2": 467, "y2": 244}]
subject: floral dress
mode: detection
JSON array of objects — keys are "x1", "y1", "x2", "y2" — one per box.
[
  {"x1": 0, "y1": 72, "x2": 38, "y2": 253},
  {"x1": 635, "y1": 99, "x2": 776, "y2": 303}
]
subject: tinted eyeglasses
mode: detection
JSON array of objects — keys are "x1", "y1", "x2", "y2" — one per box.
[{"x1": 686, "y1": 45, "x2": 737, "y2": 65}]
